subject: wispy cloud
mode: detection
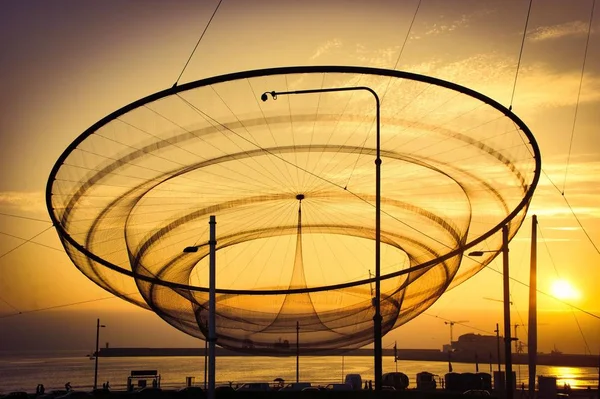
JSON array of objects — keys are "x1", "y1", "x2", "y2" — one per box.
[
  {"x1": 404, "y1": 54, "x2": 600, "y2": 109},
  {"x1": 528, "y1": 21, "x2": 592, "y2": 42},
  {"x1": 0, "y1": 191, "x2": 47, "y2": 215},
  {"x1": 310, "y1": 39, "x2": 343, "y2": 60},
  {"x1": 422, "y1": 10, "x2": 493, "y2": 37},
  {"x1": 424, "y1": 14, "x2": 470, "y2": 36}
]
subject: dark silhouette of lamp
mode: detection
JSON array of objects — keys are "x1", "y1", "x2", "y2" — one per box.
[
  {"x1": 261, "y1": 86, "x2": 383, "y2": 390},
  {"x1": 468, "y1": 224, "x2": 514, "y2": 399},
  {"x1": 93, "y1": 318, "x2": 106, "y2": 390}
]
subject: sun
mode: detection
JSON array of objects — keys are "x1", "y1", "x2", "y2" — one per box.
[{"x1": 550, "y1": 279, "x2": 581, "y2": 300}]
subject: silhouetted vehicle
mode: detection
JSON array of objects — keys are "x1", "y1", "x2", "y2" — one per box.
[
  {"x1": 302, "y1": 386, "x2": 327, "y2": 392},
  {"x1": 130, "y1": 388, "x2": 162, "y2": 398},
  {"x1": 416, "y1": 371, "x2": 437, "y2": 390},
  {"x1": 175, "y1": 387, "x2": 203, "y2": 397},
  {"x1": 236, "y1": 383, "x2": 270, "y2": 392},
  {"x1": 39, "y1": 390, "x2": 68, "y2": 399},
  {"x1": 56, "y1": 391, "x2": 92, "y2": 399},
  {"x1": 344, "y1": 374, "x2": 362, "y2": 390},
  {"x1": 279, "y1": 383, "x2": 311, "y2": 391},
  {"x1": 463, "y1": 390, "x2": 491, "y2": 396},
  {"x1": 325, "y1": 384, "x2": 353, "y2": 391},
  {"x1": 382, "y1": 372, "x2": 409, "y2": 390}
]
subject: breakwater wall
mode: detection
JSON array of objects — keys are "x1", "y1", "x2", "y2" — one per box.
[{"x1": 97, "y1": 347, "x2": 598, "y2": 368}]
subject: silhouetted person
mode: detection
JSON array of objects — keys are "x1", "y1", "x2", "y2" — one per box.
[
  {"x1": 65, "y1": 382, "x2": 72, "y2": 391},
  {"x1": 152, "y1": 380, "x2": 157, "y2": 388},
  {"x1": 105, "y1": 381, "x2": 110, "y2": 390},
  {"x1": 364, "y1": 382, "x2": 368, "y2": 390},
  {"x1": 368, "y1": 380, "x2": 372, "y2": 390}
]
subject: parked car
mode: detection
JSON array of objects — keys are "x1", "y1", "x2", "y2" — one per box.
[
  {"x1": 382, "y1": 372, "x2": 409, "y2": 390},
  {"x1": 325, "y1": 384, "x2": 353, "y2": 391},
  {"x1": 279, "y1": 383, "x2": 312, "y2": 391},
  {"x1": 236, "y1": 383, "x2": 270, "y2": 392},
  {"x1": 463, "y1": 390, "x2": 491, "y2": 396},
  {"x1": 39, "y1": 390, "x2": 67, "y2": 399},
  {"x1": 175, "y1": 387, "x2": 203, "y2": 398},
  {"x1": 344, "y1": 374, "x2": 363, "y2": 390}
]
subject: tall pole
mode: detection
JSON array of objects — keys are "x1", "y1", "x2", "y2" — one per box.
[
  {"x1": 204, "y1": 320, "x2": 208, "y2": 390},
  {"x1": 373, "y1": 86, "x2": 382, "y2": 392},
  {"x1": 502, "y1": 224, "x2": 514, "y2": 399},
  {"x1": 296, "y1": 321, "x2": 300, "y2": 383},
  {"x1": 495, "y1": 323, "x2": 501, "y2": 372},
  {"x1": 528, "y1": 215, "x2": 538, "y2": 398},
  {"x1": 261, "y1": 87, "x2": 382, "y2": 390},
  {"x1": 93, "y1": 318, "x2": 104, "y2": 390},
  {"x1": 394, "y1": 341, "x2": 398, "y2": 373},
  {"x1": 208, "y1": 216, "x2": 216, "y2": 399}
]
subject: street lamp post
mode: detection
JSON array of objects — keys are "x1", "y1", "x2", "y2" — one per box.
[
  {"x1": 469, "y1": 225, "x2": 513, "y2": 399},
  {"x1": 261, "y1": 87, "x2": 383, "y2": 390},
  {"x1": 184, "y1": 216, "x2": 217, "y2": 399},
  {"x1": 93, "y1": 318, "x2": 106, "y2": 390}
]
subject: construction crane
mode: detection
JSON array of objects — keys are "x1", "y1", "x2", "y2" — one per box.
[
  {"x1": 444, "y1": 320, "x2": 469, "y2": 344},
  {"x1": 483, "y1": 296, "x2": 513, "y2": 305}
]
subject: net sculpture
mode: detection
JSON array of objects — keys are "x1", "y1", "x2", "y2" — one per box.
[{"x1": 47, "y1": 66, "x2": 541, "y2": 354}]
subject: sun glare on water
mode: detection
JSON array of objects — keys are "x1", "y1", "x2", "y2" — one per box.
[{"x1": 550, "y1": 279, "x2": 581, "y2": 300}]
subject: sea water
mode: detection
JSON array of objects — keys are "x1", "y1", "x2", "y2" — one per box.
[{"x1": 0, "y1": 351, "x2": 597, "y2": 394}]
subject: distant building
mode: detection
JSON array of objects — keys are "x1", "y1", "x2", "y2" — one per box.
[{"x1": 451, "y1": 333, "x2": 499, "y2": 357}]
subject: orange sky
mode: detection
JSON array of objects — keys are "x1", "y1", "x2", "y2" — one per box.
[{"x1": 0, "y1": 0, "x2": 598, "y2": 355}]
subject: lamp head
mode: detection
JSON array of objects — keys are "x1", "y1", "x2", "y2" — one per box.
[
  {"x1": 468, "y1": 251, "x2": 485, "y2": 257},
  {"x1": 183, "y1": 246, "x2": 199, "y2": 253},
  {"x1": 261, "y1": 91, "x2": 277, "y2": 102}
]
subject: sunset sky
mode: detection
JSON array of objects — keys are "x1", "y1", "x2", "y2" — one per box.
[{"x1": 1, "y1": 0, "x2": 598, "y2": 355}]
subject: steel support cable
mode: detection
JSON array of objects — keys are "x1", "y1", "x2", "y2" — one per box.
[
  {"x1": 0, "y1": 225, "x2": 55, "y2": 261},
  {"x1": 0, "y1": 296, "x2": 20, "y2": 314},
  {"x1": 509, "y1": 0, "x2": 533, "y2": 110},
  {"x1": 392, "y1": 0, "x2": 422, "y2": 71},
  {"x1": 0, "y1": 231, "x2": 65, "y2": 253},
  {"x1": 562, "y1": 0, "x2": 596, "y2": 194},
  {"x1": 0, "y1": 292, "x2": 141, "y2": 319},
  {"x1": 282, "y1": 75, "x2": 302, "y2": 187},
  {"x1": 174, "y1": 0, "x2": 224, "y2": 86},
  {"x1": 541, "y1": 170, "x2": 600, "y2": 256},
  {"x1": 226, "y1": 202, "x2": 292, "y2": 287},
  {"x1": 303, "y1": 73, "x2": 327, "y2": 190},
  {"x1": 174, "y1": 93, "x2": 296, "y2": 193},
  {"x1": 247, "y1": 78, "x2": 298, "y2": 188},
  {"x1": 208, "y1": 85, "x2": 294, "y2": 192},
  {"x1": 0, "y1": 212, "x2": 51, "y2": 223}
]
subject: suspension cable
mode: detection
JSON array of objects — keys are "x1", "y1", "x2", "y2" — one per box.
[
  {"x1": 174, "y1": 0, "x2": 224, "y2": 86},
  {"x1": 509, "y1": 0, "x2": 533, "y2": 110},
  {"x1": 562, "y1": 0, "x2": 596, "y2": 194}
]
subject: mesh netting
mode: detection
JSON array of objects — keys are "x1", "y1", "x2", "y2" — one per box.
[{"x1": 47, "y1": 66, "x2": 540, "y2": 353}]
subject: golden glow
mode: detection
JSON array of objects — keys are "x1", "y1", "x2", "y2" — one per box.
[{"x1": 550, "y1": 279, "x2": 581, "y2": 301}]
